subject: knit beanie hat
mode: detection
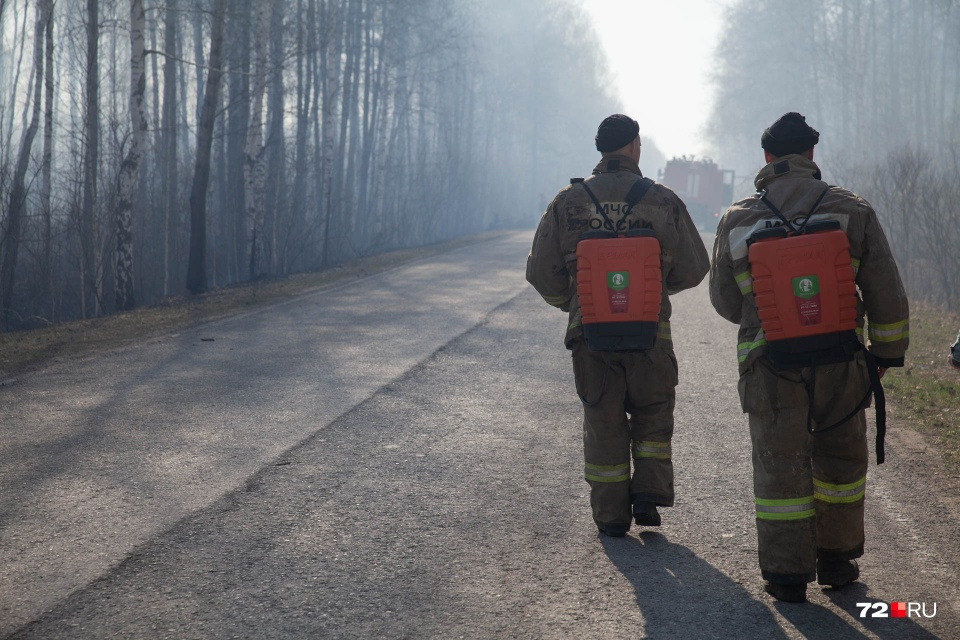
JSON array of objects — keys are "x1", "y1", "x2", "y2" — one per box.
[{"x1": 761, "y1": 112, "x2": 819, "y2": 157}]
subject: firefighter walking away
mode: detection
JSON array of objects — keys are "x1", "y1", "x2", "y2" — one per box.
[
  {"x1": 527, "y1": 114, "x2": 709, "y2": 538},
  {"x1": 709, "y1": 112, "x2": 909, "y2": 603}
]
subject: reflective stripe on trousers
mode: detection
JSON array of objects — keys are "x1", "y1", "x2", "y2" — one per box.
[
  {"x1": 755, "y1": 496, "x2": 815, "y2": 521},
  {"x1": 632, "y1": 440, "x2": 671, "y2": 460},
  {"x1": 814, "y1": 476, "x2": 865, "y2": 504},
  {"x1": 584, "y1": 462, "x2": 630, "y2": 483}
]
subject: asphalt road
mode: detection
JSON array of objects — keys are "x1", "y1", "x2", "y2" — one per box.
[{"x1": 1, "y1": 231, "x2": 957, "y2": 639}]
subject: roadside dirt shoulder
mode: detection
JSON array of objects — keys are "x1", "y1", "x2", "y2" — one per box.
[{"x1": 0, "y1": 232, "x2": 507, "y2": 381}]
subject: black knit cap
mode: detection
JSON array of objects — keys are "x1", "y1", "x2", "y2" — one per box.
[
  {"x1": 761, "y1": 112, "x2": 819, "y2": 157},
  {"x1": 595, "y1": 114, "x2": 640, "y2": 152}
]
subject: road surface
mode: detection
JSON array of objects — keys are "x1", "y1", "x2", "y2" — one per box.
[{"x1": 1, "y1": 231, "x2": 957, "y2": 638}]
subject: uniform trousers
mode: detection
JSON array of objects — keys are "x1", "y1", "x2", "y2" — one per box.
[
  {"x1": 571, "y1": 340, "x2": 678, "y2": 527},
  {"x1": 741, "y1": 354, "x2": 870, "y2": 584}
]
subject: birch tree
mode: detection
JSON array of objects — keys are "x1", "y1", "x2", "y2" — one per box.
[
  {"x1": 264, "y1": 0, "x2": 285, "y2": 273},
  {"x1": 160, "y1": 0, "x2": 177, "y2": 295},
  {"x1": 39, "y1": 0, "x2": 54, "y2": 314},
  {"x1": 243, "y1": 0, "x2": 271, "y2": 279},
  {"x1": 113, "y1": 0, "x2": 147, "y2": 311},
  {"x1": 319, "y1": 0, "x2": 344, "y2": 267},
  {"x1": 80, "y1": 0, "x2": 101, "y2": 318}
]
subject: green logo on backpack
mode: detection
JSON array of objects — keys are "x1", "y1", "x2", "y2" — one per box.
[
  {"x1": 792, "y1": 275, "x2": 819, "y2": 299},
  {"x1": 607, "y1": 272, "x2": 629, "y2": 290}
]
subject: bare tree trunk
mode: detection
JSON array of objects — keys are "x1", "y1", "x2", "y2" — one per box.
[
  {"x1": 341, "y1": 0, "x2": 362, "y2": 247},
  {"x1": 264, "y1": 0, "x2": 285, "y2": 274},
  {"x1": 290, "y1": 0, "x2": 312, "y2": 272},
  {"x1": 186, "y1": 0, "x2": 226, "y2": 294},
  {"x1": 2, "y1": 2, "x2": 30, "y2": 170},
  {"x1": 81, "y1": 0, "x2": 101, "y2": 318},
  {"x1": 149, "y1": 13, "x2": 161, "y2": 167},
  {"x1": 333, "y1": 0, "x2": 355, "y2": 227},
  {"x1": 319, "y1": 0, "x2": 343, "y2": 266},
  {"x1": 161, "y1": 0, "x2": 177, "y2": 296},
  {"x1": 310, "y1": 0, "x2": 324, "y2": 264},
  {"x1": 243, "y1": 0, "x2": 270, "y2": 279},
  {"x1": 114, "y1": 0, "x2": 147, "y2": 311},
  {"x1": 1, "y1": 0, "x2": 48, "y2": 328},
  {"x1": 40, "y1": 0, "x2": 55, "y2": 316},
  {"x1": 358, "y1": 1, "x2": 383, "y2": 224},
  {"x1": 212, "y1": 81, "x2": 227, "y2": 288},
  {"x1": 192, "y1": 2, "x2": 205, "y2": 137}
]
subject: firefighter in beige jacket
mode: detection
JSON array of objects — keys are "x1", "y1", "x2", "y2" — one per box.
[
  {"x1": 709, "y1": 112, "x2": 909, "y2": 603},
  {"x1": 526, "y1": 114, "x2": 709, "y2": 537}
]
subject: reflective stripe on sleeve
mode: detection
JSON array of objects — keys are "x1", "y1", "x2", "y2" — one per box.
[
  {"x1": 657, "y1": 321, "x2": 672, "y2": 341},
  {"x1": 584, "y1": 462, "x2": 630, "y2": 483},
  {"x1": 541, "y1": 294, "x2": 570, "y2": 308},
  {"x1": 632, "y1": 440, "x2": 671, "y2": 460},
  {"x1": 737, "y1": 330, "x2": 766, "y2": 363},
  {"x1": 814, "y1": 477, "x2": 866, "y2": 504},
  {"x1": 850, "y1": 257, "x2": 861, "y2": 277},
  {"x1": 868, "y1": 320, "x2": 909, "y2": 343},
  {"x1": 735, "y1": 271, "x2": 753, "y2": 295},
  {"x1": 755, "y1": 496, "x2": 816, "y2": 521}
]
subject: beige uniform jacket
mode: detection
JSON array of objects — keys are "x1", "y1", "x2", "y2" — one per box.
[
  {"x1": 709, "y1": 155, "x2": 909, "y2": 376},
  {"x1": 526, "y1": 155, "x2": 710, "y2": 349}
]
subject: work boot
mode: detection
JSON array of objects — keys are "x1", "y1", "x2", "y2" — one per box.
[
  {"x1": 817, "y1": 558, "x2": 860, "y2": 588},
  {"x1": 632, "y1": 500, "x2": 661, "y2": 527},
  {"x1": 950, "y1": 341, "x2": 960, "y2": 368},
  {"x1": 596, "y1": 522, "x2": 629, "y2": 537},
  {"x1": 763, "y1": 581, "x2": 807, "y2": 603}
]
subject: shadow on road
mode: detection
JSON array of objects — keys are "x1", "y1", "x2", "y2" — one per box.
[
  {"x1": 602, "y1": 531, "x2": 790, "y2": 639},
  {"x1": 604, "y1": 533, "x2": 943, "y2": 639}
]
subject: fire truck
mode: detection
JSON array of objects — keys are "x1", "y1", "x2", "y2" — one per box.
[{"x1": 658, "y1": 157, "x2": 735, "y2": 230}]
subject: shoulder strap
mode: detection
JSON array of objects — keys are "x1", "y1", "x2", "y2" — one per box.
[
  {"x1": 795, "y1": 187, "x2": 830, "y2": 234},
  {"x1": 624, "y1": 177, "x2": 655, "y2": 208},
  {"x1": 571, "y1": 177, "x2": 613, "y2": 231},
  {"x1": 758, "y1": 186, "x2": 830, "y2": 234},
  {"x1": 757, "y1": 190, "x2": 796, "y2": 233}
]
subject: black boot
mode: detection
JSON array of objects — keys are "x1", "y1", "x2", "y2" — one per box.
[
  {"x1": 632, "y1": 500, "x2": 661, "y2": 527},
  {"x1": 817, "y1": 557, "x2": 860, "y2": 588},
  {"x1": 596, "y1": 522, "x2": 630, "y2": 537},
  {"x1": 763, "y1": 581, "x2": 807, "y2": 603}
]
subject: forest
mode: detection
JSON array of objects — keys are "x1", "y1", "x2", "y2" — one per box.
[
  {"x1": 2, "y1": 0, "x2": 957, "y2": 333},
  {"x1": 708, "y1": 0, "x2": 960, "y2": 307},
  {"x1": 0, "y1": 0, "x2": 620, "y2": 330}
]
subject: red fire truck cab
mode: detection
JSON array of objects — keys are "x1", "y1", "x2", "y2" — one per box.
[{"x1": 658, "y1": 157, "x2": 735, "y2": 230}]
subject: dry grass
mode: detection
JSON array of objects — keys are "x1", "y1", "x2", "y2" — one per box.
[
  {"x1": 0, "y1": 233, "x2": 504, "y2": 380},
  {"x1": 882, "y1": 301, "x2": 960, "y2": 470}
]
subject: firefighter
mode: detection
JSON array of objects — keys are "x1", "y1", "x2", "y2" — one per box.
[
  {"x1": 709, "y1": 112, "x2": 909, "y2": 602},
  {"x1": 526, "y1": 114, "x2": 709, "y2": 537}
]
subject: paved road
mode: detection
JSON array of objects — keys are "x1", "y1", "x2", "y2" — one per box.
[{"x1": 1, "y1": 231, "x2": 957, "y2": 638}]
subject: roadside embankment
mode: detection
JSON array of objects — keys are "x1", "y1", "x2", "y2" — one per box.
[
  {"x1": 883, "y1": 301, "x2": 960, "y2": 472},
  {"x1": 0, "y1": 232, "x2": 506, "y2": 380}
]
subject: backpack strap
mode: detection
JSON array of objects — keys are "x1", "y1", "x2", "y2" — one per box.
[
  {"x1": 758, "y1": 186, "x2": 830, "y2": 234},
  {"x1": 571, "y1": 177, "x2": 614, "y2": 231},
  {"x1": 624, "y1": 177, "x2": 655, "y2": 209}
]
